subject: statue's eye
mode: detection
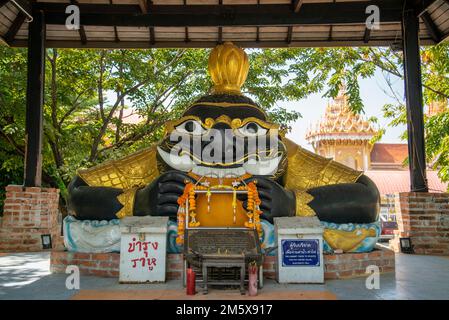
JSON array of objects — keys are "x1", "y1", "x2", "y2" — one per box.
[
  {"x1": 176, "y1": 120, "x2": 206, "y2": 135},
  {"x1": 237, "y1": 122, "x2": 267, "y2": 137},
  {"x1": 246, "y1": 122, "x2": 259, "y2": 134}
]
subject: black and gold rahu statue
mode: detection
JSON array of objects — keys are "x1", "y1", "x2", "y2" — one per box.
[{"x1": 68, "y1": 42, "x2": 380, "y2": 253}]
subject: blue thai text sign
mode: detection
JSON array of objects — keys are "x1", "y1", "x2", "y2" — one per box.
[{"x1": 281, "y1": 239, "x2": 320, "y2": 267}]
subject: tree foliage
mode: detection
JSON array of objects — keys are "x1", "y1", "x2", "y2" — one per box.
[{"x1": 1, "y1": 43, "x2": 448, "y2": 212}]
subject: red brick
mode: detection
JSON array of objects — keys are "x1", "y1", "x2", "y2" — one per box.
[
  {"x1": 93, "y1": 253, "x2": 111, "y2": 261},
  {"x1": 83, "y1": 261, "x2": 100, "y2": 268},
  {"x1": 167, "y1": 271, "x2": 182, "y2": 280},
  {"x1": 381, "y1": 266, "x2": 395, "y2": 273},
  {"x1": 88, "y1": 269, "x2": 109, "y2": 277},
  {"x1": 169, "y1": 263, "x2": 183, "y2": 270},
  {"x1": 5, "y1": 185, "x2": 24, "y2": 192},
  {"x1": 110, "y1": 254, "x2": 120, "y2": 262},
  {"x1": 338, "y1": 270, "x2": 354, "y2": 278},
  {"x1": 108, "y1": 270, "x2": 119, "y2": 277},
  {"x1": 73, "y1": 252, "x2": 90, "y2": 260},
  {"x1": 352, "y1": 253, "x2": 367, "y2": 260},
  {"x1": 324, "y1": 254, "x2": 337, "y2": 261},
  {"x1": 354, "y1": 268, "x2": 367, "y2": 275},
  {"x1": 324, "y1": 272, "x2": 338, "y2": 280}
]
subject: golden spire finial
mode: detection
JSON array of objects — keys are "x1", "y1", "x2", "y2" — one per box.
[{"x1": 208, "y1": 42, "x2": 249, "y2": 95}]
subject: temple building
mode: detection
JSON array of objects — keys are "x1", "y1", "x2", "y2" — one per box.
[
  {"x1": 306, "y1": 88, "x2": 448, "y2": 222},
  {"x1": 305, "y1": 86, "x2": 377, "y2": 171}
]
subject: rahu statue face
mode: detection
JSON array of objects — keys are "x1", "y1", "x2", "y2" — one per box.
[{"x1": 156, "y1": 42, "x2": 287, "y2": 180}]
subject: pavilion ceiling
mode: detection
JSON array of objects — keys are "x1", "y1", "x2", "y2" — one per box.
[{"x1": 0, "y1": 0, "x2": 448, "y2": 48}]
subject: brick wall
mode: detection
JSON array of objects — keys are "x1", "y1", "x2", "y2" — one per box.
[
  {"x1": 390, "y1": 192, "x2": 449, "y2": 255},
  {"x1": 51, "y1": 252, "x2": 121, "y2": 277},
  {"x1": 0, "y1": 185, "x2": 62, "y2": 252},
  {"x1": 50, "y1": 252, "x2": 276, "y2": 280},
  {"x1": 50, "y1": 247, "x2": 395, "y2": 280},
  {"x1": 324, "y1": 248, "x2": 395, "y2": 279}
]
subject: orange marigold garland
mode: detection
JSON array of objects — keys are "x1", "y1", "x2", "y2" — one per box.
[
  {"x1": 176, "y1": 182, "x2": 194, "y2": 245},
  {"x1": 245, "y1": 181, "x2": 263, "y2": 239}
]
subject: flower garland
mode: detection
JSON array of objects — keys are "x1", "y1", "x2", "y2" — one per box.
[
  {"x1": 175, "y1": 182, "x2": 193, "y2": 245},
  {"x1": 245, "y1": 182, "x2": 263, "y2": 238},
  {"x1": 176, "y1": 179, "x2": 263, "y2": 245}
]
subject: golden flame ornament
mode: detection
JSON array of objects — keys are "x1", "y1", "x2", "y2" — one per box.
[{"x1": 208, "y1": 42, "x2": 249, "y2": 95}]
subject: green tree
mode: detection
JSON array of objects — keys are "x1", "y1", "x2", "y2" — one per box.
[
  {"x1": 2, "y1": 43, "x2": 449, "y2": 214},
  {"x1": 0, "y1": 47, "x2": 304, "y2": 212}
]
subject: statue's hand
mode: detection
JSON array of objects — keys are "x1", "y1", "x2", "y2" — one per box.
[
  {"x1": 134, "y1": 171, "x2": 196, "y2": 218},
  {"x1": 238, "y1": 176, "x2": 296, "y2": 223}
]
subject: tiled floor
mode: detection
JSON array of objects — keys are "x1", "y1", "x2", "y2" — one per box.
[{"x1": 0, "y1": 252, "x2": 448, "y2": 300}]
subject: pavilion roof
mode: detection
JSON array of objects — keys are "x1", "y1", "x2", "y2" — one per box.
[{"x1": 1, "y1": 0, "x2": 448, "y2": 48}]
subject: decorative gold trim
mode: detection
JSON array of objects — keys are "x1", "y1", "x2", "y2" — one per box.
[
  {"x1": 191, "y1": 101, "x2": 261, "y2": 108},
  {"x1": 283, "y1": 137, "x2": 363, "y2": 190},
  {"x1": 238, "y1": 117, "x2": 279, "y2": 130},
  {"x1": 208, "y1": 42, "x2": 249, "y2": 95},
  {"x1": 77, "y1": 145, "x2": 159, "y2": 189},
  {"x1": 323, "y1": 228, "x2": 377, "y2": 252},
  {"x1": 116, "y1": 187, "x2": 139, "y2": 219},
  {"x1": 294, "y1": 190, "x2": 316, "y2": 217},
  {"x1": 164, "y1": 115, "x2": 278, "y2": 137},
  {"x1": 164, "y1": 115, "x2": 208, "y2": 136},
  {"x1": 214, "y1": 114, "x2": 233, "y2": 127}
]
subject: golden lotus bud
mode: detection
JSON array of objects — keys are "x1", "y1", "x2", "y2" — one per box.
[{"x1": 208, "y1": 42, "x2": 249, "y2": 95}]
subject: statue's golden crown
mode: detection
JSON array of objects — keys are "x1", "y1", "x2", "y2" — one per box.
[{"x1": 208, "y1": 42, "x2": 249, "y2": 95}]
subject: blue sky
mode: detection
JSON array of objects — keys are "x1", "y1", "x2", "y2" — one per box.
[{"x1": 284, "y1": 69, "x2": 407, "y2": 151}]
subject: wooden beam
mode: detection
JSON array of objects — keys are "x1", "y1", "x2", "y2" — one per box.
[
  {"x1": 218, "y1": 27, "x2": 223, "y2": 43},
  {"x1": 9, "y1": 0, "x2": 32, "y2": 18},
  {"x1": 11, "y1": 38, "x2": 437, "y2": 49},
  {"x1": 421, "y1": 11, "x2": 441, "y2": 43},
  {"x1": 79, "y1": 25, "x2": 87, "y2": 44},
  {"x1": 24, "y1": 9, "x2": 46, "y2": 187},
  {"x1": 218, "y1": 0, "x2": 222, "y2": 44},
  {"x1": 149, "y1": 26, "x2": 155, "y2": 45},
  {"x1": 0, "y1": 0, "x2": 9, "y2": 9},
  {"x1": 286, "y1": 26, "x2": 293, "y2": 44},
  {"x1": 147, "y1": 0, "x2": 155, "y2": 45},
  {"x1": 70, "y1": 0, "x2": 87, "y2": 44},
  {"x1": 38, "y1": 1, "x2": 404, "y2": 27},
  {"x1": 109, "y1": 0, "x2": 119, "y2": 42},
  {"x1": 4, "y1": 12, "x2": 25, "y2": 44},
  {"x1": 402, "y1": 6, "x2": 428, "y2": 192},
  {"x1": 363, "y1": 27, "x2": 371, "y2": 43},
  {"x1": 138, "y1": 0, "x2": 147, "y2": 13},
  {"x1": 256, "y1": 0, "x2": 260, "y2": 42},
  {"x1": 417, "y1": 0, "x2": 442, "y2": 15},
  {"x1": 184, "y1": 27, "x2": 189, "y2": 42},
  {"x1": 442, "y1": 31, "x2": 449, "y2": 43},
  {"x1": 183, "y1": 1, "x2": 189, "y2": 43},
  {"x1": 292, "y1": 0, "x2": 304, "y2": 13}
]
